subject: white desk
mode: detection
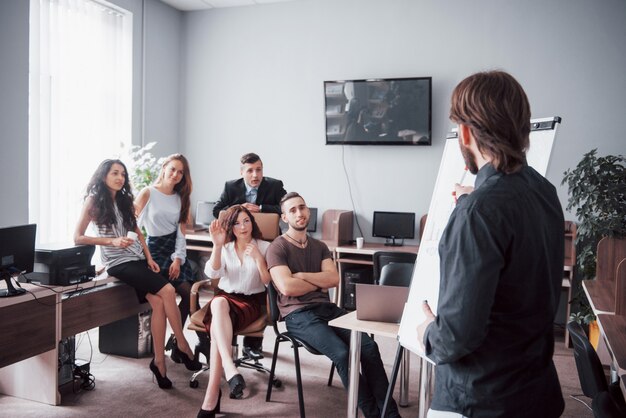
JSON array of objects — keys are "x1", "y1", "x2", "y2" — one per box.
[{"x1": 329, "y1": 311, "x2": 419, "y2": 418}]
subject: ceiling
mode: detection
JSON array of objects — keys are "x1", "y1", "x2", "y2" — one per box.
[{"x1": 160, "y1": 0, "x2": 297, "y2": 12}]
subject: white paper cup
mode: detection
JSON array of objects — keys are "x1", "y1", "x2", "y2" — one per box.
[
  {"x1": 127, "y1": 231, "x2": 138, "y2": 241},
  {"x1": 356, "y1": 237, "x2": 364, "y2": 249}
]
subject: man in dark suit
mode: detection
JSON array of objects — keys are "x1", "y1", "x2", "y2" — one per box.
[
  {"x1": 213, "y1": 152, "x2": 287, "y2": 218},
  {"x1": 213, "y1": 152, "x2": 286, "y2": 359}
]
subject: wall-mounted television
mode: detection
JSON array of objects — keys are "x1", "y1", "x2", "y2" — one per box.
[
  {"x1": 325, "y1": 77, "x2": 431, "y2": 146},
  {"x1": 372, "y1": 211, "x2": 415, "y2": 246}
]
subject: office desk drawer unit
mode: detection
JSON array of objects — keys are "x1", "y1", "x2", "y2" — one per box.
[
  {"x1": 0, "y1": 276, "x2": 151, "y2": 405},
  {"x1": 62, "y1": 282, "x2": 150, "y2": 338},
  {"x1": 0, "y1": 294, "x2": 56, "y2": 368}
]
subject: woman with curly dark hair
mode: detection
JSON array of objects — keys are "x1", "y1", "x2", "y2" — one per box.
[{"x1": 74, "y1": 159, "x2": 201, "y2": 389}]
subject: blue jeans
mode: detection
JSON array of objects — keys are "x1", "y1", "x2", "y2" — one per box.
[{"x1": 285, "y1": 303, "x2": 400, "y2": 418}]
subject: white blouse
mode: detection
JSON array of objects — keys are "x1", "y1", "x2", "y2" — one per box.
[
  {"x1": 204, "y1": 239, "x2": 270, "y2": 295},
  {"x1": 137, "y1": 186, "x2": 186, "y2": 262}
]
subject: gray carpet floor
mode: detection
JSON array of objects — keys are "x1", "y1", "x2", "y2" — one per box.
[{"x1": 0, "y1": 324, "x2": 591, "y2": 418}]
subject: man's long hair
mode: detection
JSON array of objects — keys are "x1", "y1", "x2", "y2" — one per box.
[{"x1": 450, "y1": 71, "x2": 530, "y2": 174}]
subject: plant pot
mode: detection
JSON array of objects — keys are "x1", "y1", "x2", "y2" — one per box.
[{"x1": 588, "y1": 320, "x2": 600, "y2": 349}]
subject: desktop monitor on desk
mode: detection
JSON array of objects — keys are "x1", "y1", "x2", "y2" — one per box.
[
  {"x1": 0, "y1": 224, "x2": 36, "y2": 297},
  {"x1": 372, "y1": 211, "x2": 415, "y2": 246},
  {"x1": 193, "y1": 201, "x2": 216, "y2": 230}
]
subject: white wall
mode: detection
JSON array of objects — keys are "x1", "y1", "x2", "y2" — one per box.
[
  {"x1": 0, "y1": 0, "x2": 30, "y2": 227},
  {"x1": 144, "y1": 0, "x2": 183, "y2": 157},
  {"x1": 181, "y1": 0, "x2": 626, "y2": 244},
  {"x1": 0, "y1": 0, "x2": 182, "y2": 231}
]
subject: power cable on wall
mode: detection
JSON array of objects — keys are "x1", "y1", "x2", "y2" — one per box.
[{"x1": 341, "y1": 145, "x2": 364, "y2": 238}]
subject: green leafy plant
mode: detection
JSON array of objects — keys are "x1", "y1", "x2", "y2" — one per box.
[
  {"x1": 119, "y1": 141, "x2": 164, "y2": 194},
  {"x1": 562, "y1": 149, "x2": 626, "y2": 324},
  {"x1": 562, "y1": 149, "x2": 626, "y2": 278}
]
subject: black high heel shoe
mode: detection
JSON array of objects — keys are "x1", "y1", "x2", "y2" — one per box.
[
  {"x1": 172, "y1": 345, "x2": 202, "y2": 371},
  {"x1": 149, "y1": 359, "x2": 172, "y2": 389},
  {"x1": 197, "y1": 389, "x2": 221, "y2": 418},
  {"x1": 228, "y1": 373, "x2": 246, "y2": 399}
]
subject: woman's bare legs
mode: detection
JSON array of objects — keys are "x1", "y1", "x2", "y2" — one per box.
[
  {"x1": 210, "y1": 297, "x2": 238, "y2": 379},
  {"x1": 145, "y1": 293, "x2": 167, "y2": 375},
  {"x1": 201, "y1": 327, "x2": 223, "y2": 411},
  {"x1": 156, "y1": 283, "x2": 194, "y2": 358}
]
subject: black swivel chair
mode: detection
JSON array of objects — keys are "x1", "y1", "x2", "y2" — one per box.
[
  {"x1": 567, "y1": 321, "x2": 626, "y2": 414},
  {"x1": 379, "y1": 262, "x2": 415, "y2": 287},
  {"x1": 372, "y1": 251, "x2": 417, "y2": 284},
  {"x1": 379, "y1": 261, "x2": 416, "y2": 415},
  {"x1": 593, "y1": 390, "x2": 626, "y2": 418},
  {"x1": 265, "y1": 282, "x2": 335, "y2": 418}
]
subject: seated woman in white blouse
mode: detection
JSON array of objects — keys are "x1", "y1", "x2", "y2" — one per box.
[{"x1": 198, "y1": 205, "x2": 271, "y2": 418}]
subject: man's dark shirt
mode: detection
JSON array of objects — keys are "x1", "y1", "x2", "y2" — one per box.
[
  {"x1": 424, "y1": 163, "x2": 565, "y2": 418},
  {"x1": 213, "y1": 177, "x2": 286, "y2": 217}
]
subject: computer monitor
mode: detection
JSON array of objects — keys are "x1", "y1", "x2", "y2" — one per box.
[
  {"x1": 0, "y1": 224, "x2": 37, "y2": 297},
  {"x1": 307, "y1": 207, "x2": 318, "y2": 233},
  {"x1": 372, "y1": 211, "x2": 415, "y2": 246},
  {"x1": 196, "y1": 201, "x2": 216, "y2": 226}
]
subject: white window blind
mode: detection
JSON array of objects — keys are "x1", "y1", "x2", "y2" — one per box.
[{"x1": 29, "y1": 0, "x2": 133, "y2": 244}]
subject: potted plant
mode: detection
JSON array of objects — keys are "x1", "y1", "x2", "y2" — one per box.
[
  {"x1": 562, "y1": 149, "x2": 626, "y2": 346},
  {"x1": 120, "y1": 141, "x2": 164, "y2": 194}
]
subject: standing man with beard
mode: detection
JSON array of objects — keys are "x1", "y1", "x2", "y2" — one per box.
[
  {"x1": 266, "y1": 192, "x2": 401, "y2": 418},
  {"x1": 213, "y1": 152, "x2": 286, "y2": 359},
  {"x1": 417, "y1": 71, "x2": 565, "y2": 418}
]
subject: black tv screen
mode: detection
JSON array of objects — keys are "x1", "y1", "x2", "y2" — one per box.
[
  {"x1": 325, "y1": 77, "x2": 431, "y2": 145},
  {"x1": 372, "y1": 211, "x2": 415, "y2": 246}
]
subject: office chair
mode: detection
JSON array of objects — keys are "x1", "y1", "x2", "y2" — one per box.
[
  {"x1": 186, "y1": 279, "x2": 279, "y2": 389},
  {"x1": 372, "y1": 251, "x2": 417, "y2": 284},
  {"x1": 592, "y1": 390, "x2": 626, "y2": 418},
  {"x1": 419, "y1": 213, "x2": 428, "y2": 241},
  {"x1": 379, "y1": 261, "x2": 417, "y2": 414},
  {"x1": 265, "y1": 282, "x2": 335, "y2": 418},
  {"x1": 567, "y1": 321, "x2": 626, "y2": 411},
  {"x1": 379, "y1": 262, "x2": 415, "y2": 287},
  {"x1": 251, "y1": 212, "x2": 281, "y2": 241}
]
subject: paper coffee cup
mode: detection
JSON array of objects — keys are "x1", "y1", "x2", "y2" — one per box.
[
  {"x1": 356, "y1": 237, "x2": 364, "y2": 249},
  {"x1": 127, "y1": 231, "x2": 138, "y2": 241}
]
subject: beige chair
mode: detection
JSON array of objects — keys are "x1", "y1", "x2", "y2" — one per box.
[
  {"x1": 186, "y1": 279, "x2": 278, "y2": 389},
  {"x1": 616, "y1": 259, "x2": 626, "y2": 315},
  {"x1": 419, "y1": 213, "x2": 428, "y2": 241},
  {"x1": 251, "y1": 212, "x2": 281, "y2": 241},
  {"x1": 563, "y1": 221, "x2": 577, "y2": 346}
]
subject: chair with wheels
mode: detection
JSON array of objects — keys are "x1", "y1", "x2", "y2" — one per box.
[
  {"x1": 265, "y1": 281, "x2": 335, "y2": 418},
  {"x1": 567, "y1": 321, "x2": 626, "y2": 412},
  {"x1": 186, "y1": 279, "x2": 279, "y2": 389},
  {"x1": 372, "y1": 251, "x2": 417, "y2": 285}
]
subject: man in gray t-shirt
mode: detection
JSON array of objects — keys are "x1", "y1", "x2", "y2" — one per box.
[{"x1": 266, "y1": 192, "x2": 400, "y2": 418}]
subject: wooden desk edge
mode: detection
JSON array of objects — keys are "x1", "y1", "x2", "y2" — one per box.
[{"x1": 329, "y1": 311, "x2": 399, "y2": 339}]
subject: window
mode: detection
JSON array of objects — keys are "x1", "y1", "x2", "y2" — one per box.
[{"x1": 29, "y1": 0, "x2": 133, "y2": 243}]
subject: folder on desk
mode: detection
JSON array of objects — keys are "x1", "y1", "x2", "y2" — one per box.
[{"x1": 355, "y1": 284, "x2": 409, "y2": 323}]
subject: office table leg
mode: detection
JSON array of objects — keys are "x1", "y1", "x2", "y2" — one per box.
[
  {"x1": 348, "y1": 329, "x2": 361, "y2": 418},
  {"x1": 399, "y1": 348, "x2": 410, "y2": 406},
  {"x1": 418, "y1": 360, "x2": 434, "y2": 418}
]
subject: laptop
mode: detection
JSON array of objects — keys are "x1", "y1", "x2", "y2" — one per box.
[{"x1": 355, "y1": 283, "x2": 409, "y2": 323}]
